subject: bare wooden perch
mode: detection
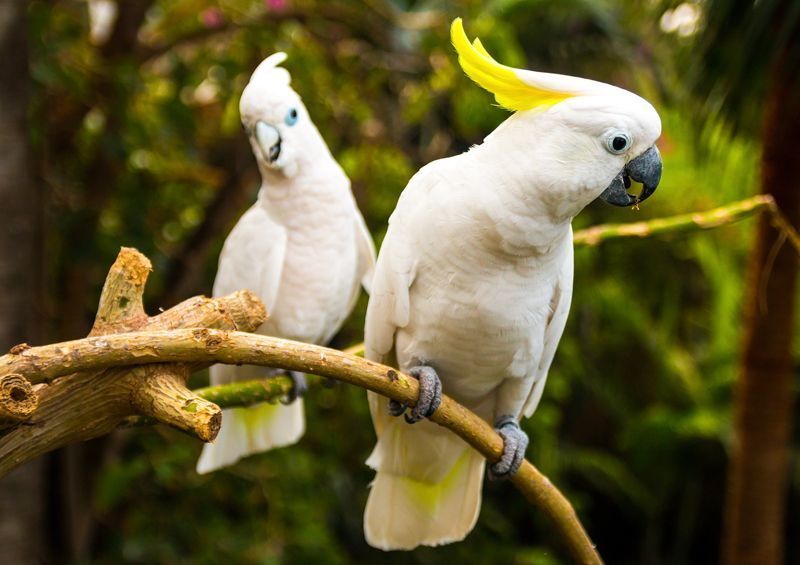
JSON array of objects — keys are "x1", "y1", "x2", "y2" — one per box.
[
  {"x1": 2, "y1": 196, "x2": 793, "y2": 563},
  {"x1": 0, "y1": 247, "x2": 601, "y2": 565},
  {"x1": 0, "y1": 326, "x2": 601, "y2": 564},
  {"x1": 0, "y1": 248, "x2": 266, "y2": 474}
]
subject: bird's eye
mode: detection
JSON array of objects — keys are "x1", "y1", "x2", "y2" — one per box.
[
  {"x1": 285, "y1": 108, "x2": 299, "y2": 126},
  {"x1": 605, "y1": 131, "x2": 631, "y2": 154}
]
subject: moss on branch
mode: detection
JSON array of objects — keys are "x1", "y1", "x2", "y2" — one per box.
[{"x1": 193, "y1": 375, "x2": 294, "y2": 407}]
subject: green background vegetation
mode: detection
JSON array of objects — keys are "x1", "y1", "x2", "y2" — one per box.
[{"x1": 13, "y1": 0, "x2": 797, "y2": 563}]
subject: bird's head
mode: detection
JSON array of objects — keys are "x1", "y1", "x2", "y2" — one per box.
[
  {"x1": 452, "y1": 19, "x2": 662, "y2": 214},
  {"x1": 239, "y1": 53, "x2": 327, "y2": 179}
]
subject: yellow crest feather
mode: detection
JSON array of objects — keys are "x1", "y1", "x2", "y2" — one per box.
[{"x1": 450, "y1": 18, "x2": 572, "y2": 112}]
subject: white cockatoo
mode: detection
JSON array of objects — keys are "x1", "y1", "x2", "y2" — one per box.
[
  {"x1": 197, "y1": 53, "x2": 376, "y2": 474},
  {"x1": 362, "y1": 19, "x2": 662, "y2": 550}
]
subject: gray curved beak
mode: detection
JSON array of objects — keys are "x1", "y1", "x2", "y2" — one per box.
[
  {"x1": 254, "y1": 121, "x2": 281, "y2": 164},
  {"x1": 599, "y1": 145, "x2": 662, "y2": 207}
]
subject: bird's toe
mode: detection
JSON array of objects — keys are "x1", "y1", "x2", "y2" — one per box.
[{"x1": 488, "y1": 416, "x2": 529, "y2": 480}]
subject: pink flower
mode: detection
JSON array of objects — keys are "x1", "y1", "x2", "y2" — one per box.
[
  {"x1": 200, "y1": 7, "x2": 224, "y2": 29},
  {"x1": 265, "y1": 0, "x2": 288, "y2": 12}
]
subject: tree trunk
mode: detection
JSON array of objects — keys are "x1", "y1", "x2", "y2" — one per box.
[
  {"x1": 0, "y1": 0, "x2": 46, "y2": 562},
  {"x1": 722, "y1": 51, "x2": 800, "y2": 565}
]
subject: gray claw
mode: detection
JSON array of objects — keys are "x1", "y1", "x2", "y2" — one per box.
[
  {"x1": 387, "y1": 365, "x2": 442, "y2": 424},
  {"x1": 488, "y1": 415, "x2": 528, "y2": 480},
  {"x1": 388, "y1": 399, "x2": 407, "y2": 416},
  {"x1": 404, "y1": 365, "x2": 442, "y2": 424},
  {"x1": 280, "y1": 370, "x2": 307, "y2": 405}
]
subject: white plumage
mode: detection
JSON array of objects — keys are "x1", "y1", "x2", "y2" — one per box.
[
  {"x1": 362, "y1": 20, "x2": 662, "y2": 549},
  {"x1": 197, "y1": 53, "x2": 375, "y2": 474}
]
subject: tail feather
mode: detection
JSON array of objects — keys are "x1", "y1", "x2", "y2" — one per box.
[
  {"x1": 364, "y1": 447, "x2": 485, "y2": 550},
  {"x1": 364, "y1": 393, "x2": 485, "y2": 550},
  {"x1": 196, "y1": 400, "x2": 304, "y2": 474}
]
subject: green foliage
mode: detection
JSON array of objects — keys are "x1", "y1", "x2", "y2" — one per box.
[
  {"x1": 687, "y1": 0, "x2": 800, "y2": 134},
  {"x1": 26, "y1": 1, "x2": 784, "y2": 564}
]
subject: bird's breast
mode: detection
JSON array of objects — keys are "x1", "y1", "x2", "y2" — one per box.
[
  {"x1": 265, "y1": 195, "x2": 361, "y2": 345},
  {"x1": 395, "y1": 253, "x2": 554, "y2": 404}
]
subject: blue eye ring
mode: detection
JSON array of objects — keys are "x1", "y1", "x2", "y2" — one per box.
[
  {"x1": 605, "y1": 130, "x2": 632, "y2": 154},
  {"x1": 285, "y1": 108, "x2": 299, "y2": 126}
]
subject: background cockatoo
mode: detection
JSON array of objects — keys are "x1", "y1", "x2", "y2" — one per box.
[
  {"x1": 362, "y1": 19, "x2": 662, "y2": 550},
  {"x1": 197, "y1": 53, "x2": 375, "y2": 474}
]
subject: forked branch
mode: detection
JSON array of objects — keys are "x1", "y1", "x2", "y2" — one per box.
[
  {"x1": 0, "y1": 246, "x2": 600, "y2": 562},
  {"x1": 0, "y1": 327, "x2": 601, "y2": 564},
  {"x1": 0, "y1": 248, "x2": 266, "y2": 477}
]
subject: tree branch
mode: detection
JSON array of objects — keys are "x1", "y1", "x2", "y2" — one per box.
[
  {"x1": 0, "y1": 328, "x2": 600, "y2": 564},
  {"x1": 193, "y1": 376, "x2": 293, "y2": 408},
  {"x1": 138, "y1": 4, "x2": 390, "y2": 64},
  {"x1": 100, "y1": 0, "x2": 155, "y2": 60},
  {"x1": 0, "y1": 248, "x2": 266, "y2": 482},
  {"x1": 91, "y1": 246, "x2": 150, "y2": 334},
  {"x1": 574, "y1": 194, "x2": 765, "y2": 246},
  {"x1": 573, "y1": 194, "x2": 800, "y2": 252},
  {"x1": 1, "y1": 196, "x2": 794, "y2": 561},
  {"x1": 130, "y1": 364, "x2": 220, "y2": 442}
]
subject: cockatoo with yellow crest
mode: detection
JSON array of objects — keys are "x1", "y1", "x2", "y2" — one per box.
[
  {"x1": 362, "y1": 19, "x2": 662, "y2": 549},
  {"x1": 196, "y1": 53, "x2": 375, "y2": 474}
]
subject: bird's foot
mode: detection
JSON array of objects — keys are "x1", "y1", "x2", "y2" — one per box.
[
  {"x1": 488, "y1": 415, "x2": 529, "y2": 480},
  {"x1": 280, "y1": 370, "x2": 308, "y2": 405},
  {"x1": 388, "y1": 365, "x2": 442, "y2": 424}
]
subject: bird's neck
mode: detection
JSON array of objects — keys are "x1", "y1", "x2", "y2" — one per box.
[
  {"x1": 256, "y1": 158, "x2": 349, "y2": 217},
  {"x1": 463, "y1": 115, "x2": 585, "y2": 256}
]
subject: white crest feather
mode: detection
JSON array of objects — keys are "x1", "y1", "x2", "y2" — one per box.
[{"x1": 250, "y1": 52, "x2": 291, "y2": 86}]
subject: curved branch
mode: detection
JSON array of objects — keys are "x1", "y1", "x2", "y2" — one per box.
[
  {"x1": 573, "y1": 194, "x2": 800, "y2": 252},
  {"x1": 574, "y1": 194, "x2": 769, "y2": 246},
  {"x1": 0, "y1": 247, "x2": 266, "y2": 486},
  {"x1": 0, "y1": 329, "x2": 600, "y2": 564}
]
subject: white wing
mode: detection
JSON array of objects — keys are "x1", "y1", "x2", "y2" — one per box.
[
  {"x1": 212, "y1": 204, "x2": 287, "y2": 314},
  {"x1": 521, "y1": 236, "x2": 574, "y2": 418},
  {"x1": 362, "y1": 167, "x2": 488, "y2": 551},
  {"x1": 364, "y1": 169, "x2": 444, "y2": 442},
  {"x1": 210, "y1": 205, "x2": 286, "y2": 389},
  {"x1": 200, "y1": 205, "x2": 298, "y2": 471},
  {"x1": 363, "y1": 169, "x2": 440, "y2": 365},
  {"x1": 339, "y1": 206, "x2": 378, "y2": 335},
  {"x1": 354, "y1": 208, "x2": 376, "y2": 294}
]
